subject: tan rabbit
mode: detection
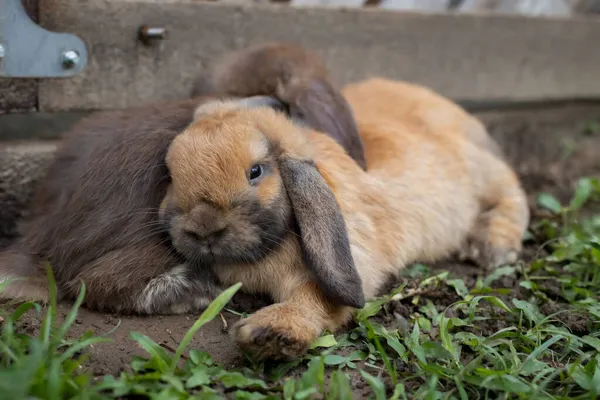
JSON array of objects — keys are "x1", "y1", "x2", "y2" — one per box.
[{"x1": 161, "y1": 77, "x2": 530, "y2": 361}]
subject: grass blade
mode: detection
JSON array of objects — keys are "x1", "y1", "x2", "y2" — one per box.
[
  {"x1": 56, "y1": 283, "x2": 87, "y2": 341},
  {"x1": 360, "y1": 370, "x2": 386, "y2": 400},
  {"x1": 171, "y1": 282, "x2": 242, "y2": 371}
]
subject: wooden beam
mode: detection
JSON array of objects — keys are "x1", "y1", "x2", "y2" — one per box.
[{"x1": 36, "y1": 0, "x2": 600, "y2": 111}]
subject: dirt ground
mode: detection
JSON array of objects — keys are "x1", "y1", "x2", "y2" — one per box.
[
  {"x1": 8, "y1": 260, "x2": 500, "y2": 377},
  {"x1": 14, "y1": 291, "x2": 270, "y2": 376},
  {"x1": 11, "y1": 246, "x2": 590, "y2": 381}
]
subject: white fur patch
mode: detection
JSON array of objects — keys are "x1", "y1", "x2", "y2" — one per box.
[
  {"x1": 193, "y1": 100, "x2": 240, "y2": 121},
  {"x1": 137, "y1": 264, "x2": 191, "y2": 313}
]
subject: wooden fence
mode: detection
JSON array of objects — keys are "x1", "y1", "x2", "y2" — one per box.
[
  {"x1": 205, "y1": 0, "x2": 600, "y2": 16},
  {"x1": 2, "y1": 0, "x2": 600, "y2": 117}
]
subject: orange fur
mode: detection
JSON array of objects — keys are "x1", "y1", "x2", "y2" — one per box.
[{"x1": 164, "y1": 79, "x2": 530, "y2": 360}]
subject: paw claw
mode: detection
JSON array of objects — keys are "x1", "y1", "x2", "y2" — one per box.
[
  {"x1": 458, "y1": 236, "x2": 521, "y2": 270},
  {"x1": 232, "y1": 305, "x2": 317, "y2": 361}
]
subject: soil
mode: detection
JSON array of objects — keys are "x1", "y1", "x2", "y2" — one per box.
[
  {"x1": 13, "y1": 291, "x2": 273, "y2": 377},
  {"x1": 10, "y1": 240, "x2": 586, "y2": 379}
]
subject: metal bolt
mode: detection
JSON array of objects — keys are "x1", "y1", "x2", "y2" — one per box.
[
  {"x1": 61, "y1": 50, "x2": 80, "y2": 69},
  {"x1": 138, "y1": 26, "x2": 167, "y2": 45},
  {"x1": 0, "y1": 44, "x2": 5, "y2": 58}
]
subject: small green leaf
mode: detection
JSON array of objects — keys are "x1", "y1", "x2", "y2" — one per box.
[
  {"x1": 569, "y1": 178, "x2": 594, "y2": 211},
  {"x1": 310, "y1": 334, "x2": 338, "y2": 349},
  {"x1": 294, "y1": 387, "x2": 318, "y2": 400},
  {"x1": 581, "y1": 335, "x2": 600, "y2": 351},
  {"x1": 326, "y1": 371, "x2": 352, "y2": 400},
  {"x1": 162, "y1": 375, "x2": 186, "y2": 393},
  {"x1": 189, "y1": 350, "x2": 213, "y2": 366},
  {"x1": 360, "y1": 370, "x2": 386, "y2": 400},
  {"x1": 537, "y1": 193, "x2": 562, "y2": 214},
  {"x1": 483, "y1": 266, "x2": 516, "y2": 287},
  {"x1": 218, "y1": 371, "x2": 268, "y2": 390},
  {"x1": 455, "y1": 332, "x2": 482, "y2": 348},
  {"x1": 519, "y1": 281, "x2": 535, "y2": 290},
  {"x1": 480, "y1": 375, "x2": 532, "y2": 394},
  {"x1": 570, "y1": 365, "x2": 592, "y2": 391},
  {"x1": 439, "y1": 314, "x2": 456, "y2": 362},
  {"x1": 512, "y1": 299, "x2": 544, "y2": 325},
  {"x1": 385, "y1": 335, "x2": 406, "y2": 358},
  {"x1": 520, "y1": 359, "x2": 547, "y2": 376},
  {"x1": 519, "y1": 335, "x2": 563, "y2": 376},
  {"x1": 298, "y1": 357, "x2": 325, "y2": 393},
  {"x1": 186, "y1": 369, "x2": 210, "y2": 388},
  {"x1": 356, "y1": 298, "x2": 386, "y2": 321},
  {"x1": 417, "y1": 317, "x2": 432, "y2": 332},
  {"x1": 447, "y1": 279, "x2": 469, "y2": 297},
  {"x1": 283, "y1": 378, "x2": 296, "y2": 400},
  {"x1": 323, "y1": 355, "x2": 346, "y2": 366},
  {"x1": 129, "y1": 332, "x2": 171, "y2": 372},
  {"x1": 234, "y1": 391, "x2": 268, "y2": 400},
  {"x1": 390, "y1": 383, "x2": 408, "y2": 400}
]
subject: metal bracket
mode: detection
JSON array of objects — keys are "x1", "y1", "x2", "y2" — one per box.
[{"x1": 0, "y1": 0, "x2": 88, "y2": 78}]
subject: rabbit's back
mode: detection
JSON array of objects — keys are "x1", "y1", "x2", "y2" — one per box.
[
  {"x1": 342, "y1": 78, "x2": 502, "y2": 164},
  {"x1": 307, "y1": 78, "x2": 498, "y2": 297},
  {"x1": 20, "y1": 99, "x2": 200, "y2": 296}
]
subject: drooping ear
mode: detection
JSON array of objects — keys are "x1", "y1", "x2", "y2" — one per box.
[
  {"x1": 236, "y1": 95, "x2": 290, "y2": 114},
  {"x1": 279, "y1": 155, "x2": 365, "y2": 309},
  {"x1": 285, "y1": 80, "x2": 367, "y2": 171}
]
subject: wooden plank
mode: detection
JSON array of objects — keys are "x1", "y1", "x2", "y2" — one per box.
[{"x1": 38, "y1": 0, "x2": 600, "y2": 111}]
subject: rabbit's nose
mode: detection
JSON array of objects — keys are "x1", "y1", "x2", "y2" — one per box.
[
  {"x1": 184, "y1": 203, "x2": 227, "y2": 242},
  {"x1": 184, "y1": 226, "x2": 226, "y2": 242}
]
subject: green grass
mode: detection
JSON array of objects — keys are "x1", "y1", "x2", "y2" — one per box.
[{"x1": 2, "y1": 177, "x2": 600, "y2": 399}]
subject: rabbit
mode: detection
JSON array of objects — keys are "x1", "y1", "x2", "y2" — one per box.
[
  {"x1": 159, "y1": 77, "x2": 530, "y2": 361},
  {"x1": 0, "y1": 142, "x2": 58, "y2": 250},
  {"x1": 0, "y1": 46, "x2": 368, "y2": 314},
  {"x1": 0, "y1": 98, "x2": 221, "y2": 313},
  {"x1": 202, "y1": 42, "x2": 367, "y2": 170}
]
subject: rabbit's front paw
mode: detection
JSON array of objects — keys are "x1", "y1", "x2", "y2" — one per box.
[
  {"x1": 458, "y1": 236, "x2": 519, "y2": 269},
  {"x1": 232, "y1": 303, "x2": 320, "y2": 361},
  {"x1": 136, "y1": 265, "x2": 221, "y2": 315}
]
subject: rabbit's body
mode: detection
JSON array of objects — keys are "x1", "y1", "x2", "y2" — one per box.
[
  {"x1": 170, "y1": 78, "x2": 528, "y2": 360},
  {"x1": 0, "y1": 98, "x2": 223, "y2": 313}
]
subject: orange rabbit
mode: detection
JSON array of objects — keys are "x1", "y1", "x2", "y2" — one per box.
[{"x1": 161, "y1": 77, "x2": 530, "y2": 361}]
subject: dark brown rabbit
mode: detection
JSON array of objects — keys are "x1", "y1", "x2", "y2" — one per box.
[
  {"x1": 203, "y1": 42, "x2": 367, "y2": 170},
  {"x1": 0, "y1": 98, "x2": 223, "y2": 313},
  {"x1": 0, "y1": 43, "x2": 367, "y2": 314}
]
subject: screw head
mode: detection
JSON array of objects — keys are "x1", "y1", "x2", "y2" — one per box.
[
  {"x1": 0, "y1": 44, "x2": 5, "y2": 58},
  {"x1": 61, "y1": 50, "x2": 80, "y2": 69},
  {"x1": 138, "y1": 26, "x2": 167, "y2": 45}
]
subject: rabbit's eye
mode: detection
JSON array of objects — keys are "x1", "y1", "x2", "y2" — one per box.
[{"x1": 249, "y1": 164, "x2": 263, "y2": 183}]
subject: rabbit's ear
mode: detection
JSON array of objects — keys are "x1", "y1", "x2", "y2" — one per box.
[
  {"x1": 279, "y1": 155, "x2": 365, "y2": 309},
  {"x1": 237, "y1": 95, "x2": 290, "y2": 114},
  {"x1": 288, "y1": 80, "x2": 367, "y2": 170}
]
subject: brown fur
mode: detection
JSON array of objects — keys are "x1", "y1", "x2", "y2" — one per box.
[
  {"x1": 0, "y1": 98, "x2": 363, "y2": 314},
  {"x1": 164, "y1": 78, "x2": 530, "y2": 360},
  {"x1": 0, "y1": 97, "x2": 223, "y2": 314},
  {"x1": 164, "y1": 100, "x2": 364, "y2": 309},
  {"x1": 206, "y1": 42, "x2": 367, "y2": 170}
]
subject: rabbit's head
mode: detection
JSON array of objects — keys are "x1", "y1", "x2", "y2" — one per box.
[{"x1": 160, "y1": 96, "x2": 365, "y2": 309}]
